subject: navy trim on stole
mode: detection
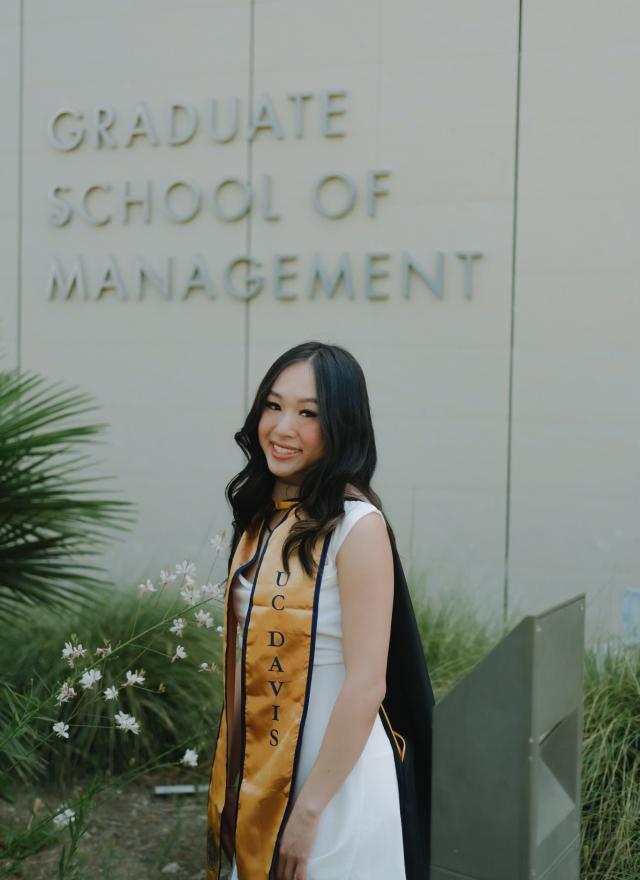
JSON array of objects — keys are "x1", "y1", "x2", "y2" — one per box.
[
  {"x1": 232, "y1": 507, "x2": 294, "y2": 851},
  {"x1": 208, "y1": 515, "x2": 271, "y2": 872},
  {"x1": 268, "y1": 531, "x2": 332, "y2": 879}
]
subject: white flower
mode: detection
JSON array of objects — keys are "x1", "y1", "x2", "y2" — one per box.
[
  {"x1": 138, "y1": 579, "x2": 157, "y2": 596},
  {"x1": 209, "y1": 531, "x2": 227, "y2": 556},
  {"x1": 52, "y1": 807, "x2": 75, "y2": 830},
  {"x1": 159, "y1": 568, "x2": 177, "y2": 586},
  {"x1": 52, "y1": 721, "x2": 69, "y2": 739},
  {"x1": 216, "y1": 626, "x2": 224, "y2": 637},
  {"x1": 56, "y1": 682, "x2": 77, "y2": 705},
  {"x1": 180, "y1": 585, "x2": 201, "y2": 606},
  {"x1": 171, "y1": 645, "x2": 187, "y2": 663},
  {"x1": 183, "y1": 574, "x2": 195, "y2": 588},
  {"x1": 180, "y1": 748, "x2": 199, "y2": 768},
  {"x1": 95, "y1": 643, "x2": 112, "y2": 657},
  {"x1": 198, "y1": 662, "x2": 211, "y2": 673},
  {"x1": 61, "y1": 641, "x2": 86, "y2": 668},
  {"x1": 200, "y1": 581, "x2": 225, "y2": 601},
  {"x1": 194, "y1": 610, "x2": 214, "y2": 629},
  {"x1": 123, "y1": 669, "x2": 146, "y2": 687},
  {"x1": 114, "y1": 711, "x2": 140, "y2": 735},
  {"x1": 79, "y1": 668, "x2": 103, "y2": 690},
  {"x1": 104, "y1": 686, "x2": 119, "y2": 701},
  {"x1": 169, "y1": 618, "x2": 187, "y2": 637},
  {"x1": 174, "y1": 560, "x2": 196, "y2": 577}
]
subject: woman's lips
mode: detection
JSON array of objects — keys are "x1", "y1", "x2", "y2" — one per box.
[{"x1": 270, "y1": 442, "x2": 301, "y2": 460}]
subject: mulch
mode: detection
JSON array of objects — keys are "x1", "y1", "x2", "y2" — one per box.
[{"x1": 0, "y1": 770, "x2": 233, "y2": 879}]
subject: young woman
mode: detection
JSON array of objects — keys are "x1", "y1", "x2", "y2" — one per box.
[{"x1": 206, "y1": 341, "x2": 435, "y2": 880}]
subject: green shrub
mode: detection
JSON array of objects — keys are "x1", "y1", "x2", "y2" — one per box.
[
  {"x1": 2, "y1": 576, "x2": 638, "y2": 878},
  {"x1": 0, "y1": 588, "x2": 224, "y2": 790},
  {"x1": 581, "y1": 644, "x2": 640, "y2": 879},
  {"x1": 0, "y1": 367, "x2": 136, "y2": 624},
  {"x1": 411, "y1": 583, "x2": 503, "y2": 699}
]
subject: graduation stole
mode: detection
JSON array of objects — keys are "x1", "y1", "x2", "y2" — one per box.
[{"x1": 206, "y1": 501, "x2": 332, "y2": 880}]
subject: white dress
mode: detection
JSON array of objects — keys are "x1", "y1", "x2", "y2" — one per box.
[{"x1": 230, "y1": 500, "x2": 407, "y2": 880}]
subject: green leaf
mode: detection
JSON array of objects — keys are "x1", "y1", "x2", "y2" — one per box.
[{"x1": 0, "y1": 366, "x2": 137, "y2": 622}]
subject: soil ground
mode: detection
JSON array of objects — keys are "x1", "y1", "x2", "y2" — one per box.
[{"x1": 0, "y1": 770, "x2": 233, "y2": 880}]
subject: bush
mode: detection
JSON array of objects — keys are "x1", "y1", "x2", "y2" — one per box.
[
  {"x1": 0, "y1": 366, "x2": 136, "y2": 623},
  {"x1": 0, "y1": 588, "x2": 224, "y2": 791},
  {"x1": 581, "y1": 644, "x2": 640, "y2": 878},
  {"x1": 412, "y1": 585, "x2": 503, "y2": 700},
  {"x1": 1, "y1": 575, "x2": 637, "y2": 879}
]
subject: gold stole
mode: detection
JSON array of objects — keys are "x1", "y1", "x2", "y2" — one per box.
[{"x1": 206, "y1": 504, "x2": 331, "y2": 880}]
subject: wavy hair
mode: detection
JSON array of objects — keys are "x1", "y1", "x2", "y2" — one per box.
[{"x1": 225, "y1": 340, "x2": 392, "y2": 576}]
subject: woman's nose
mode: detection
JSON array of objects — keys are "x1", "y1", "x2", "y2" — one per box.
[{"x1": 275, "y1": 411, "x2": 297, "y2": 434}]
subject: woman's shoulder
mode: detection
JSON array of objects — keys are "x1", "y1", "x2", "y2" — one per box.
[
  {"x1": 341, "y1": 500, "x2": 385, "y2": 532},
  {"x1": 342, "y1": 484, "x2": 374, "y2": 505},
  {"x1": 341, "y1": 485, "x2": 383, "y2": 518},
  {"x1": 342, "y1": 497, "x2": 379, "y2": 515},
  {"x1": 342, "y1": 485, "x2": 381, "y2": 514},
  {"x1": 327, "y1": 493, "x2": 385, "y2": 563}
]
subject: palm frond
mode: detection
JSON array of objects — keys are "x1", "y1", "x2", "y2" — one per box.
[{"x1": 0, "y1": 367, "x2": 137, "y2": 621}]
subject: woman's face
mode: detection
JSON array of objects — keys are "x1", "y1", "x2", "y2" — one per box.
[{"x1": 258, "y1": 360, "x2": 325, "y2": 486}]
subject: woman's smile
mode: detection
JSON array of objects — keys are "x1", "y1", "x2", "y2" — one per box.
[{"x1": 270, "y1": 442, "x2": 302, "y2": 460}]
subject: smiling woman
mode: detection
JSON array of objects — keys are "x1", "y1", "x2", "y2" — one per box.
[
  {"x1": 205, "y1": 341, "x2": 435, "y2": 880},
  {"x1": 258, "y1": 366, "x2": 325, "y2": 475}
]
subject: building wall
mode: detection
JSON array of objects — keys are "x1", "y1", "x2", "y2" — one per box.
[
  {"x1": 1, "y1": 0, "x2": 638, "y2": 645},
  {"x1": 0, "y1": 1, "x2": 20, "y2": 366},
  {"x1": 512, "y1": 1, "x2": 640, "y2": 640}
]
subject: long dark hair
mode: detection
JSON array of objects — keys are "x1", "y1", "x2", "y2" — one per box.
[{"x1": 225, "y1": 340, "x2": 392, "y2": 576}]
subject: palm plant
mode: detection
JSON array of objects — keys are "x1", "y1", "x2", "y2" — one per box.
[{"x1": 0, "y1": 366, "x2": 137, "y2": 623}]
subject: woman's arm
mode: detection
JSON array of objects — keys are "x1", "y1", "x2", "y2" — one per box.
[
  {"x1": 275, "y1": 510, "x2": 394, "y2": 879},
  {"x1": 296, "y1": 510, "x2": 393, "y2": 812}
]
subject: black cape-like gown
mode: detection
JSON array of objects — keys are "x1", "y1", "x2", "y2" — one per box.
[{"x1": 343, "y1": 495, "x2": 436, "y2": 880}]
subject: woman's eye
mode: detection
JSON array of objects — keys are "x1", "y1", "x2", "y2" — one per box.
[{"x1": 265, "y1": 401, "x2": 316, "y2": 417}]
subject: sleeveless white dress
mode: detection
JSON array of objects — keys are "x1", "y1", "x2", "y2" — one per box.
[{"x1": 229, "y1": 500, "x2": 407, "y2": 880}]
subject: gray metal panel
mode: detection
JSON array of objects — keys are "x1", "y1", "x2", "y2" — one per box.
[
  {"x1": 536, "y1": 837, "x2": 581, "y2": 880},
  {"x1": 430, "y1": 594, "x2": 585, "y2": 880},
  {"x1": 531, "y1": 596, "x2": 585, "y2": 877},
  {"x1": 431, "y1": 617, "x2": 534, "y2": 877}
]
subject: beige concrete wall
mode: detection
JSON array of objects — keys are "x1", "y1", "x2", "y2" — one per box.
[
  {"x1": 3, "y1": 0, "x2": 638, "y2": 643},
  {"x1": 0, "y1": 1, "x2": 21, "y2": 369},
  {"x1": 18, "y1": 0, "x2": 252, "y2": 585},
  {"x1": 247, "y1": 0, "x2": 519, "y2": 634},
  {"x1": 512, "y1": 0, "x2": 640, "y2": 642}
]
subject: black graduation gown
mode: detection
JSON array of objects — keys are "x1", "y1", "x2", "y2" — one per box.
[{"x1": 344, "y1": 494, "x2": 436, "y2": 880}]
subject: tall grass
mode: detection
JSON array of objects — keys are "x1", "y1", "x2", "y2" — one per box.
[
  {"x1": 411, "y1": 585, "x2": 504, "y2": 699},
  {"x1": 580, "y1": 645, "x2": 640, "y2": 879}
]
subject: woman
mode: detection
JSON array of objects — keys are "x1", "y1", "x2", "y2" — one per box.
[{"x1": 206, "y1": 341, "x2": 435, "y2": 880}]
